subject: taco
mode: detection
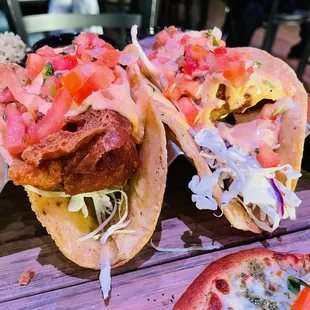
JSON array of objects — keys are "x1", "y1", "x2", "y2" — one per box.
[
  {"x1": 131, "y1": 26, "x2": 307, "y2": 233},
  {"x1": 0, "y1": 33, "x2": 167, "y2": 297}
]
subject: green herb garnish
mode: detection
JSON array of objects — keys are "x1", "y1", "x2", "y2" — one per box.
[
  {"x1": 254, "y1": 61, "x2": 262, "y2": 68},
  {"x1": 212, "y1": 37, "x2": 220, "y2": 47},
  {"x1": 287, "y1": 275, "x2": 310, "y2": 294},
  {"x1": 205, "y1": 30, "x2": 219, "y2": 46},
  {"x1": 254, "y1": 148, "x2": 259, "y2": 154},
  {"x1": 206, "y1": 30, "x2": 219, "y2": 47},
  {"x1": 263, "y1": 80, "x2": 275, "y2": 92},
  {"x1": 168, "y1": 79, "x2": 180, "y2": 94},
  {"x1": 272, "y1": 103, "x2": 287, "y2": 117},
  {"x1": 42, "y1": 62, "x2": 54, "y2": 80},
  {"x1": 150, "y1": 85, "x2": 157, "y2": 93},
  {"x1": 50, "y1": 82, "x2": 56, "y2": 97}
]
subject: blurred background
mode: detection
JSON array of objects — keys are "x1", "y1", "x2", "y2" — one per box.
[{"x1": 0, "y1": 0, "x2": 309, "y2": 88}]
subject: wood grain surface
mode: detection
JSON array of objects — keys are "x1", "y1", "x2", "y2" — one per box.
[
  {"x1": 2, "y1": 229, "x2": 310, "y2": 310},
  {"x1": 1, "y1": 159, "x2": 310, "y2": 308}
]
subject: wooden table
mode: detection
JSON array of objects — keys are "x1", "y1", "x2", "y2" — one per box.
[{"x1": 1, "y1": 157, "x2": 310, "y2": 310}]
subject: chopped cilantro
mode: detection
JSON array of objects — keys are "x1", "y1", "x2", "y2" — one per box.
[
  {"x1": 50, "y1": 82, "x2": 56, "y2": 97},
  {"x1": 254, "y1": 148, "x2": 259, "y2": 154},
  {"x1": 272, "y1": 103, "x2": 287, "y2": 117},
  {"x1": 168, "y1": 79, "x2": 180, "y2": 94},
  {"x1": 287, "y1": 275, "x2": 310, "y2": 294},
  {"x1": 212, "y1": 37, "x2": 220, "y2": 47},
  {"x1": 206, "y1": 30, "x2": 220, "y2": 47},
  {"x1": 42, "y1": 62, "x2": 54, "y2": 79},
  {"x1": 262, "y1": 80, "x2": 275, "y2": 92},
  {"x1": 254, "y1": 61, "x2": 262, "y2": 68}
]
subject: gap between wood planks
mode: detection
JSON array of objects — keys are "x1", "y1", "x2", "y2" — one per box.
[
  {"x1": 2, "y1": 228, "x2": 310, "y2": 310},
  {"x1": 1, "y1": 189, "x2": 310, "y2": 305}
]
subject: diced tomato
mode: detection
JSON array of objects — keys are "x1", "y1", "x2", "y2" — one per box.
[
  {"x1": 147, "y1": 51, "x2": 158, "y2": 61},
  {"x1": 60, "y1": 71, "x2": 84, "y2": 93},
  {"x1": 73, "y1": 32, "x2": 97, "y2": 46},
  {"x1": 180, "y1": 34, "x2": 189, "y2": 45},
  {"x1": 5, "y1": 104, "x2": 26, "y2": 154},
  {"x1": 291, "y1": 288, "x2": 310, "y2": 310},
  {"x1": 25, "y1": 54, "x2": 46, "y2": 80},
  {"x1": 190, "y1": 45, "x2": 210, "y2": 61},
  {"x1": 0, "y1": 88, "x2": 15, "y2": 103},
  {"x1": 167, "y1": 77, "x2": 200, "y2": 101},
  {"x1": 70, "y1": 84, "x2": 93, "y2": 103},
  {"x1": 36, "y1": 45, "x2": 56, "y2": 57},
  {"x1": 87, "y1": 65, "x2": 114, "y2": 90},
  {"x1": 60, "y1": 70, "x2": 93, "y2": 104},
  {"x1": 92, "y1": 36, "x2": 107, "y2": 48},
  {"x1": 156, "y1": 30, "x2": 170, "y2": 46},
  {"x1": 27, "y1": 88, "x2": 72, "y2": 144},
  {"x1": 98, "y1": 48, "x2": 120, "y2": 67},
  {"x1": 72, "y1": 64, "x2": 94, "y2": 82},
  {"x1": 177, "y1": 97, "x2": 199, "y2": 125},
  {"x1": 223, "y1": 60, "x2": 254, "y2": 88},
  {"x1": 184, "y1": 54, "x2": 197, "y2": 75},
  {"x1": 49, "y1": 54, "x2": 78, "y2": 71},
  {"x1": 214, "y1": 46, "x2": 227, "y2": 56},
  {"x1": 76, "y1": 44, "x2": 87, "y2": 59},
  {"x1": 82, "y1": 48, "x2": 120, "y2": 67},
  {"x1": 256, "y1": 143, "x2": 280, "y2": 168}
]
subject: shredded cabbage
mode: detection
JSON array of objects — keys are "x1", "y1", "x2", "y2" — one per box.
[
  {"x1": 131, "y1": 25, "x2": 157, "y2": 79},
  {"x1": 25, "y1": 185, "x2": 133, "y2": 300},
  {"x1": 188, "y1": 128, "x2": 302, "y2": 232},
  {"x1": 150, "y1": 239, "x2": 222, "y2": 252},
  {"x1": 25, "y1": 186, "x2": 131, "y2": 243}
]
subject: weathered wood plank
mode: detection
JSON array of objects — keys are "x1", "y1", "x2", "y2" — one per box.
[
  {"x1": 1, "y1": 160, "x2": 310, "y2": 303},
  {"x1": 1, "y1": 188, "x2": 310, "y2": 303},
  {"x1": 2, "y1": 229, "x2": 310, "y2": 310}
]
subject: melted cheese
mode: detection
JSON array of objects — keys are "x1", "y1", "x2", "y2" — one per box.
[
  {"x1": 196, "y1": 70, "x2": 286, "y2": 127},
  {"x1": 209, "y1": 258, "x2": 309, "y2": 310}
]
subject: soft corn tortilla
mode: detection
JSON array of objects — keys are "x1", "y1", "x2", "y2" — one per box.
[
  {"x1": 26, "y1": 104, "x2": 167, "y2": 269},
  {"x1": 151, "y1": 47, "x2": 307, "y2": 234}
]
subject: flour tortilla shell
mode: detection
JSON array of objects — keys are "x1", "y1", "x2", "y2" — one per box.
[{"x1": 26, "y1": 104, "x2": 167, "y2": 269}]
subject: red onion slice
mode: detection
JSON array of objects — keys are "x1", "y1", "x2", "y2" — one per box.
[{"x1": 270, "y1": 178, "x2": 284, "y2": 216}]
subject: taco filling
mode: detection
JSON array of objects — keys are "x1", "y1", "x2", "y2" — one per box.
[
  {"x1": 132, "y1": 26, "x2": 306, "y2": 233},
  {"x1": 0, "y1": 32, "x2": 167, "y2": 298}
]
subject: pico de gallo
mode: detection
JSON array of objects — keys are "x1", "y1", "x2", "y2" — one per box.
[
  {"x1": 0, "y1": 32, "x2": 144, "y2": 160},
  {"x1": 131, "y1": 25, "x2": 303, "y2": 233}
]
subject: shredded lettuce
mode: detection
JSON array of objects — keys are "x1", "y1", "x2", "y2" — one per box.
[{"x1": 188, "y1": 128, "x2": 301, "y2": 232}]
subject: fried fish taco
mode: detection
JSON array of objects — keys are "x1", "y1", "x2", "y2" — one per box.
[
  {"x1": 0, "y1": 33, "x2": 167, "y2": 297},
  {"x1": 131, "y1": 26, "x2": 307, "y2": 233}
]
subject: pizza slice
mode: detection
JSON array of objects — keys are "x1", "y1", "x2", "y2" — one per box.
[{"x1": 174, "y1": 248, "x2": 310, "y2": 310}]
